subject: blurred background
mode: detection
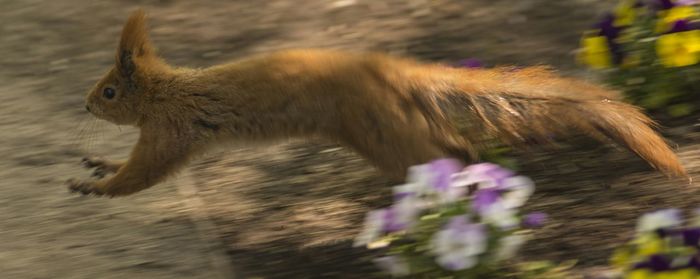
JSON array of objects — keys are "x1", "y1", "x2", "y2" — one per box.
[{"x1": 2, "y1": 0, "x2": 700, "y2": 278}]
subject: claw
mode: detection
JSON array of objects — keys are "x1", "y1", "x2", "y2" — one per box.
[
  {"x1": 66, "y1": 178, "x2": 105, "y2": 197},
  {"x1": 81, "y1": 157, "x2": 101, "y2": 168},
  {"x1": 91, "y1": 167, "x2": 107, "y2": 178}
]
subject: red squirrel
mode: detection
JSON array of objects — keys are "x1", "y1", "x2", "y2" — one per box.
[{"x1": 68, "y1": 10, "x2": 687, "y2": 197}]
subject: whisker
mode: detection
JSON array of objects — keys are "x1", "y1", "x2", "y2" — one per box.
[
  {"x1": 86, "y1": 119, "x2": 100, "y2": 153},
  {"x1": 70, "y1": 115, "x2": 94, "y2": 153}
]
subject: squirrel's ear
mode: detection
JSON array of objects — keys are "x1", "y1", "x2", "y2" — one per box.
[{"x1": 115, "y1": 9, "x2": 156, "y2": 81}]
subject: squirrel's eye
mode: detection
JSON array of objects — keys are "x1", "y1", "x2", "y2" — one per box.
[{"x1": 103, "y1": 87, "x2": 116, "y2": 100}]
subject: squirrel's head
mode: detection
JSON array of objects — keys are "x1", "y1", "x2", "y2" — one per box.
[{"x1": 85, "y1": 10, "x2": 163, "y2": 126}]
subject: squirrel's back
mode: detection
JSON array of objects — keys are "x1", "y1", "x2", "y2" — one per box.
[{"x1": 187, "y1": 48, "x2": 686, "y2": 179}]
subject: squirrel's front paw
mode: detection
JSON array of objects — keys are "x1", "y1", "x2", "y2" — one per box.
[
  {"x1": 81, "y1": 157, "x2": 120, "y2": 178},
  {"x1": 66, "y1": 178, "x2": 105, "y2": 197}
]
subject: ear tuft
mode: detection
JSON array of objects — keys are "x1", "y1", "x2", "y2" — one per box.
[
  {"x1": 116, "y1": 9, "x2": 156, "y2": 84},
  {"x1": 118, "y1": 9, "x2": 154, "y2": 57}
]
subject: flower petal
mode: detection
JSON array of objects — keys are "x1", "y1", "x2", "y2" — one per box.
[
  {"x1": 428, "y1": 158, "x2": 463, "y2": 191},
  {"x1": 522, "y1": 212, "x2": 548, "y2": 228},
  {"x1": 636, "y1": 209, "x2": 682, "y2": 233},
  {"x1": 353, "y1": 210, "x2": 385, "y2": 247},
  {"x1": 500, "y1": 176, "x2": 535, "y2": 209},
  {"x1": 472, "y1": 188, "x2": 501, "y2": 214}
]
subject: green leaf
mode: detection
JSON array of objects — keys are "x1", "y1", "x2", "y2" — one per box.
[{"x1": 667, "y1": 103, "x2": 694, "y2": 117}]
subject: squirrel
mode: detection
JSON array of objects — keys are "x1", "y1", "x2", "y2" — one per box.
[{"x1": 67, "y1": 10, "x2": 688, "y2": 197}]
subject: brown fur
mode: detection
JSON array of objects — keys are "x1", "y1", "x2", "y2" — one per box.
[{"x1": 68, "y1": 10, "x2": 687, "y2": 197}]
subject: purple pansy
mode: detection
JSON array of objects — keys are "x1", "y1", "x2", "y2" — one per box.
[
  {"x1": 597, "y1": 13, "x2": 622, "y2": 39},
  {"x1": 427, "y1": 158, "x2": 463, "y2": 191},
  {"x1": 452, "y1": 162, "x2": 514, "y2": 190},
  {"x1": 381, "y1": 207, "x2": 406, "y2": 232},
  {"x1": 630, "y1": 255, "x2": 672, "y2": 272},
  {"x1": 683, "y1": 228, "x2": 700, "y2": 246},
  {"x1": 669, "y1": 19, "x2": 700, "y2": 33},
  {"x1": 659, "y1": 0, "x2": 676, "y2": 9},
  {"x1": 686, "y1": 256, "x2": 700, "y2": 270},
  {"x1": 522, "y1": 212, "x2": 548, "y2": 228},
  {"x1": 596, "y1": 13, "x2": 625, "y2": 65},
  {"x1": 633, "y1": 261, "x2": 651, "y2": 270},
  {"x1": 646, "y1": 0, "x2": 676, "y2": 10},
  {"x1": 472, "y1": 188, "x2": 501, "y2": 214},
  {"x1": 648, "y1": 254, "x2": 672, "y2": 271},
  {"x1": 670, "y1": 19, "x2": 691, "y2": 33}
]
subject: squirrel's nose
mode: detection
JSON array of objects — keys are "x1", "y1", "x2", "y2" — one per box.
[{"x1": 85, "y1": 105, "x2": 91, "y2": 112}]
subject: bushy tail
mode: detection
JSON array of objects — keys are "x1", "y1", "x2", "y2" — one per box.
[{"x1": 409, "y1": 65, "x2": 687, "y2": 178}]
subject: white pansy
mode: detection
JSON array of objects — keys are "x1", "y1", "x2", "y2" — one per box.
[
  {"x1": 499, "y1": 176, "x2": 535, "y2": 209},
  {"x1": 405, "y1": 164, "x2": 433, "y2": 194},
  {"x1": 636, "y1": 208, "x2": 682, "y2": 234},
  {"x1": 353, "y1": 210, "x2": 385, "y2": 248},
  {"x1": 431, "y1": 215, "x2": 488, "y2": 271},
  {"x1": 480, "y1": 200, "x2": 520, "y2": 230},
  {"x1": 393, "y1": 194, "x2": 420, "y2": 230}
]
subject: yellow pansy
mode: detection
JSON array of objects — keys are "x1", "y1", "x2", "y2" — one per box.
[
  {"x1": 625, "y1": 269, "x2": 653, "y2": 279},
  {"x1": 655, "y1": 268, "x2": 697, "y2": 279},
  {"x1": 579, "y1": 35, "x2": 613, "y2": 69},
  {"x1": 634, "y1": 233, "x2": 666, "y2": 256},
  {"x1": 656, "y1": 30, "x2": 700, "y2": 67},
  {"x1": 614, "y1": 0, "x2": 638, "y2": 27},
  {"x1": 656, "y1": 6, "x2": 697, "y2": 33},
  {"x1": 611, "y1": 247, "x2": 633, "y2": 269}
]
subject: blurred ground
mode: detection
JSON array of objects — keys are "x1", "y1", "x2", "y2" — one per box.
[{"x1": 2, "y1": 0, "x2": 700, "y2": 278}]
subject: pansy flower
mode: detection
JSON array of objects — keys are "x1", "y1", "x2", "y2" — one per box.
[
  {"x1": 431, "y1": 215, "x2": 488, "y2": 270},
  {"x1": 400, "y1": 158, "x2": 466, "y2": 203},
  {"x1": 579, "y1": 14, "x2": 626, "y2": 68},
  {"x1": 656, "y1": 5, "x2": 697, "y2": 33},
  {"x1": 353, "y1": 203, "x2": 419, "y2": 248},
  {"x1": 579, "y1": 35, "x2": 615, "y2": 69},
  {"x1": 656, "y1": 20, "x2": 700, "y2": 67},
  {"x1": 615, "y1": 0, "x2": 642, "y2": 27},
  {"x1": 636, "y1": 209, "x2": 683, "y2": 233},
  {"x1": 522, "y1": 212, "x2": 548, "y2": 228},
  {"x1": 451, "y1": 162, "x2": 514, "y2": 189}
]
